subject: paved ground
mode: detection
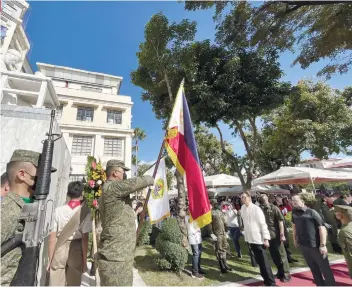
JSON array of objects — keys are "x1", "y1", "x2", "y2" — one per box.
[
  {"x1": 216, "y1": 259, "x2": 351, "y2": 287},
  {"x1": 81, "y1": 259, "x2": 350, "y2": 287},
  {"x1": 80, "y1": 262, "x2": 147, "y2": 286}
]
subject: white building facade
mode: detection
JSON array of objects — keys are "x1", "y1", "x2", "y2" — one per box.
[
  {"x1": 37, "y1": 63, "x2": 134, "y2": 179},
  {"x1": 1, "y1": 0, "x2": 58, "y2": 108},
  {"x1": 1, "y1": 1, "x2": 134, "y2": 180}
]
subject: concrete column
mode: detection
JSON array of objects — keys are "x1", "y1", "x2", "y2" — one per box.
[
  {"x1": 94, "y1": 134, "x2": 103, "y2": 159},
  {"x1": 0, "y1": 75, "x2": 9, "y2": 102},
  {"x1": 35, "y1": 81, "x2": 47, "y2": 108},
  {"x1": 1, "y1": 23, "x2": 16, "y2": 54}
]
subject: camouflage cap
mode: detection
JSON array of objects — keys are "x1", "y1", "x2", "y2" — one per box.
[
  {"x1": 335, "y1": 205, "x2": 352, "y2": 219},
  {"x1": 9, "y1": 149, "x2": 57, "y2": 172},
  {"x1": 106, "y1": 159, "x2": 130, "y2": 171}
]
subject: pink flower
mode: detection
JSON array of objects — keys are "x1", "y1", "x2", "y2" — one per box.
[
  {"x1": 88, "y1": 180, "x2": 95, "y2": 188},
  {"x1": 92, "y1": 161, "x2": 97, "y2": 170},
  {"x1": 92, "y1": 199, "x2": 98, "y2": 208}
]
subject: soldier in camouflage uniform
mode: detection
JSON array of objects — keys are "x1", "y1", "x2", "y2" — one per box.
[
  {"x1": 313, "y1": 195, "x2": 342, "y2": 254},
  {"x1": 334, "y1": 205, "x2": 352, "y2": 278},
  {"x1": 97, "y1": 160, "x2": 154, "y2": 286},
  {"x1": 258, "y1": 193, "x2": 291, "y2": 282},
  {"x1": 1, "y1": 149, "x2": 56, "y2": 286},
  {"x1": 209, "y1": 199, "x2": 232, "y2": 273}
]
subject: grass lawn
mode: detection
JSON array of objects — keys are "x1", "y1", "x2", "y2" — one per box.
[{"x1": 134, "y1": 232, "x2": 344, "y2": 286}]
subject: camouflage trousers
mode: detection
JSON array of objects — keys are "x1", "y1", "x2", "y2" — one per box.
[
  {"x1": 98, "y1": 258, "x2": 133, "y2": 286},
  {"x1": 215, "y1": 234, "x2": 228, "y2": 260}
]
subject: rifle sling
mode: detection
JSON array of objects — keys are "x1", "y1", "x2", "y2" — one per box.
[{"x1": 48, "y1": 203, "x2": 90, "y2": 268}]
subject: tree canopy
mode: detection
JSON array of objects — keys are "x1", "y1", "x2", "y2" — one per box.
[
  {"x1": 131, "y1": 12, "x2": 196, "y2": 126},
  {"x1": 257, "y1": 81, "x2": 352, "y2": 174},
  {"x1": 185, "y1": 1, "x2": 352, "y2": 79}
]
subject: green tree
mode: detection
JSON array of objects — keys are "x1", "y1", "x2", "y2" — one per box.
[
  {"x1": 132, "y1": 127, "x2": 147, "y2": 175},
  {"x1": 194, "y1": 125, "x2": 233, "y2": 176},
  {"x1": 258, "y1": 80, "x2": 352, "y2": 175},
  {"x1": 131, "y1": 12, "x2": 196, "y2": 247},
  {"x1": 185, "y1": 1, "x2": 352, "y2": 79},
  {"x1": 183, "y1": 40, "x2": 290, "y2": 190}
]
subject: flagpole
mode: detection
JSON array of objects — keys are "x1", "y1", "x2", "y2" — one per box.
[
  {"x1": 136, "y1": 78, "x2": 185, "y2": 238},
  {"x1": 136, "y1": 137, "x2": 165, "y2": 238}
]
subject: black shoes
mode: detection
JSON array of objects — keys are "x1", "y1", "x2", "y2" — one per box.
[
  {"x1": 222, "y1": 259, "x2": 233, "y2": 271},
  {"x1": 280, "y1": 276, "x2": 292, "y2": 283},
  {"x1": 191, "y1": 273, "x2": 204, "y2": 279},
  {"x1": 199, "y1": 269, "x2": 206, "y2": 275},
  {"x1": 237, "y1": 253, "x2": 243, "y2": 258},
  {"x1": 275, "y1": 273, "x2": 292, "y2": 282},
  {"x1": 288, "y1": 257, "x2": 299, "y2": 263}
]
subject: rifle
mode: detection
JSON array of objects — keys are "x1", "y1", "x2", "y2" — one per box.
[{"x1": 1, "y1": 110, "x2": 62, "y2": 286}]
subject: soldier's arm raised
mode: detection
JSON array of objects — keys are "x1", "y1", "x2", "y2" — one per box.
[{"x1": 108, "y1": 175, "x2": 155, "y2": 198}]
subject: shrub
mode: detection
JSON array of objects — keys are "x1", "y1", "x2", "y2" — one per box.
[
  {"x1": 155, "y1": 217, "x2": 188, "y2": 272},
  {"x1": 137, "y1": 220, "x2": 152, "y2": 246},
  {"x1": 154, "y1": 256, "x2": 172, "y2": 270}
]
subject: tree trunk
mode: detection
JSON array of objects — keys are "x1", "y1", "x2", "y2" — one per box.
[
  {"x1": 164, "y1": 71, "x2": 173, "y2": 103},
  {"x1": 175, "y1": 169, "x2": 189, "y2": 248}
]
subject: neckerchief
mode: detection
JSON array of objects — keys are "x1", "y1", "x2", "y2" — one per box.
[{"x1": 68, "y1": 200, "x2": 81, "y2": 209}]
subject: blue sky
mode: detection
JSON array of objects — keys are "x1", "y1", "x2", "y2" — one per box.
[{"x1": 25, "y1": 1, "x2": 351, "y2": 164}]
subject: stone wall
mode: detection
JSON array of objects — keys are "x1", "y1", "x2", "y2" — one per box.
[{"x1": 0, "y1": 104, "x2": 72, "y2": 285}]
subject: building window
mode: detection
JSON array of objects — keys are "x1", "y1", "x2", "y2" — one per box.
[
  {"x1": 77, "y1": 107, "x2": 94, "y2": 122},
  {"x1": 72, "y1": 135, "x2": 92, "y2": 156},
  {"x1": 69, "y1": 174, "x2": 85, "y2": 182},
  {"x1": 104, "y1": 138, "x2": 122, "y2": 157},
  {"x1": 107, "y1": 110, "x2": 122, "y2": 124}
]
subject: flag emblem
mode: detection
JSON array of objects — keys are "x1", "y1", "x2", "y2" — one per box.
[{"x1": 152, "y1": 178, "x2": 165, "y2": 200}]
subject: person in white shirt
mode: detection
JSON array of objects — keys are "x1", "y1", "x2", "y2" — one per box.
[
  {"x1": 47, "y1": 181, "x2": 92, "y2": 286},
  {"x1": 222, "y1": 202, "x2": 242, "y2": 258},
  {"x1": 240, "y1": 191, "x2": 276, "y2": 286},
  {"x1": 185, "y1": 210, "x2": 205, "y2": 279}
]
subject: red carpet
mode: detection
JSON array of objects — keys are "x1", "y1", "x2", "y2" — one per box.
[{"x1": 244, "y1": 263, "x2": 352, "y2": 286}]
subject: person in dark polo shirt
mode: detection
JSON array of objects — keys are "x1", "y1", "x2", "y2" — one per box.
[{"x1": 292, "y1": 193, "x2": 336, "y2": 286}]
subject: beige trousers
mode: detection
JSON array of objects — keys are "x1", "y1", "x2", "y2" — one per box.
[{"x1": 49, "y1": 239, "x2": 83, "y2": 286}]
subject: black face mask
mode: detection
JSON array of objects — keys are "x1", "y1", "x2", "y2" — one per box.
[
  {"x1": 25, "y1": 171, "x2": 38, "y2": 192},
  {"x1": 123, "y1": 172, "x2": 127, "y2": 180}
]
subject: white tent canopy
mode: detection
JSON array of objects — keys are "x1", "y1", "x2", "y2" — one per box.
[
  {"x1": 253, "y1": 167, "x2": 352, "y2": 186},
  {"x1": 251, "y1": 185, "x2": 290, "y2": 195},
  {"x1": 207, "y1": 186, "x2": 243, "y2": 197},
  {"x1": 204, "y1": 174, "x2": 242, "y2": 188}
]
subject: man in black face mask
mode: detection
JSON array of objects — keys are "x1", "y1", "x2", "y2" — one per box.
[
  {"x1": 1, "y1": 149, "x2": 56, "y2": 286},
  {"x1": 97, "y1": 160, "x2": 154, "y2": 286}
]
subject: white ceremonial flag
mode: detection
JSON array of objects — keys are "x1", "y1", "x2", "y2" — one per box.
[{"x1": 145, "y1": 158, "x2": 170, "y2": 224}]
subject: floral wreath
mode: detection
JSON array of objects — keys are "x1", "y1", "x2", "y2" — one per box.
[{"x1": 84, "y1": 156, "x2": 106, "y2": 211}]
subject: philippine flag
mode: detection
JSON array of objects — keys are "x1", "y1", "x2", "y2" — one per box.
[{"x1": 165, "y1": 81, "x2": 211, "y2": 228}]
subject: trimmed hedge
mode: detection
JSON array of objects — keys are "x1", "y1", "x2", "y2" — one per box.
[
  {"x1": 137, "y1": 220, "x2": 152, "y2": 246},
  {"x1": 154, "y1": 217, "x2": 188, "y2": 272}
]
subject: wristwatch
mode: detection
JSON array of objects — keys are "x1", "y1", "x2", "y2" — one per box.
[{"x1": 320, "y1": 244, "x2": 326, "y2": 247}]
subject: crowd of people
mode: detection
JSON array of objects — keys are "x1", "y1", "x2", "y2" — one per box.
[
  {"x1": 1, "y1": 148, "x2": 351, "y2": 286},
  {"x1": 184, "y1": 191, "x2": 352, "y2": 286}
]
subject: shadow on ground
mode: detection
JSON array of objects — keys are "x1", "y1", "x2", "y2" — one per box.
[{"x1": 134, "y1": 231, "x2": 344, "y2": 286}]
